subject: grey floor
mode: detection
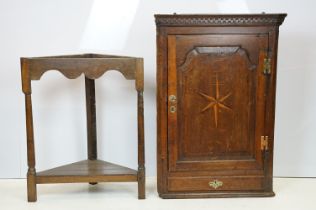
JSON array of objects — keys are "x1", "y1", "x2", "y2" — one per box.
[{"x1": 0, "y1": 177, "x2": 315, "y2": 210}]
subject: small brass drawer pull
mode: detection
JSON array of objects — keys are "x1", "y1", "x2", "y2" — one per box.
[
  {"x1": 170, "y1": 106, "x2": 176, "y2": 113},
  {"x1": 209, "y1": 180, "x2": 223, "y2": 189}
]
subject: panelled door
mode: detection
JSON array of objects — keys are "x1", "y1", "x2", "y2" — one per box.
[{"x1": 167, "y1": 34, "x2": 270, "y2": 191}]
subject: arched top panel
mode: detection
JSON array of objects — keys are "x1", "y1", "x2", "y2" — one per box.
[{"x1": 179, "y1": 46, "x2": 256, "y2": 72}]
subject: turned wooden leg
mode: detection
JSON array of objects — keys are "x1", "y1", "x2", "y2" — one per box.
[
  {"x1": 137, "y1": 91, "x2": 145, "y2": 199},
  {"x1": 27, "y1": 168, "x2": 37, "y2": 202},
  {"x1": 138, "y1": 166, "x2": 145, "y2": 199},
  {"x1": 85, "y1": 77, "x2": 98, "y2": 185},
  {"x1": 25, "y1": 94, "x2": 37, "y2": 202}
]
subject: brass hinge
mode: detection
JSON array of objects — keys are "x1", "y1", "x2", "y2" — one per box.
[
  {"x1": 263, "y1": 58, "x2": 271, "y2": 75},
  {"x1": 261, "y1": 136, "x2": 269, "y2": 151}
]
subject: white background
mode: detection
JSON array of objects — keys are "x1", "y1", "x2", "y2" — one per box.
[{"x1": 0, "y1": 0, "x2": 315, "y2": 178}]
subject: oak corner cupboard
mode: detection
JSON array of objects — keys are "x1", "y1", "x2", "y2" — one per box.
[{"x1": 155, "y1": 13, "x2": 286, "y2": 198}]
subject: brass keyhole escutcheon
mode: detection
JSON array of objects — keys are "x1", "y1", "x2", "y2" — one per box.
[
  {"x1": 170, "y1": 106, "x2": 176, "y2": 113},
  {"x1": 169, "y1": 95, "x2": 177, "y2": 103},
  {"x1": 209, "y1": 180, "x2": 223, "y2": 189}
]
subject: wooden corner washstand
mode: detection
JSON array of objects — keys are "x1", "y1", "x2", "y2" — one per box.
[{"x1": 20, "y1": 54, "x2": 145, "y2": 202}]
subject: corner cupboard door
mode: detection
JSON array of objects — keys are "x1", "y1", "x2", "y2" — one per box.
[{"x1": 167, "y1": 34, "x2": 270, "y2": 190}]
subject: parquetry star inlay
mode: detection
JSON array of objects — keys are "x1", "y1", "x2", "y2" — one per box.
[{"x1": 199, "y1": 74, "x2": 232, "y2": 128}]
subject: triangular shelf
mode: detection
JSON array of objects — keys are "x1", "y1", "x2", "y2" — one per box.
[{"x1": 36, "y1": 159, "x2": 137, "y2": 184}]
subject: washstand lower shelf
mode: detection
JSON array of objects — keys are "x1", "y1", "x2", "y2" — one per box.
[{"x1": 36, "y1": 160, "x2": 138, "y2": 184}]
